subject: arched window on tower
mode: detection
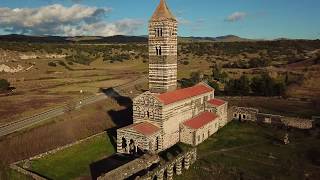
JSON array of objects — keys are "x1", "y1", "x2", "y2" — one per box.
[
  {"x1": 155, "y1": 46, "x2": 158, "y2": 55},
  {"x1": 160, "y1": 28, "x2": 163, "y2": 36},
  {"x1": 159, "y1": 46, "x2": 162, "y2": 56}
]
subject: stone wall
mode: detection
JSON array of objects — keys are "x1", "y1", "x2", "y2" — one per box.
[{"x1": 97, "y1": 154, "x2": 160, "y2": 180}]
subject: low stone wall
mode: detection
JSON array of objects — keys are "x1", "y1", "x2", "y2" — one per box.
[
  {"x1": 282, "y1": 117, "x2": 314, "y2": 129},
  {"x1": 10, "y1": 164, "x2": 46, "y2": 180}
]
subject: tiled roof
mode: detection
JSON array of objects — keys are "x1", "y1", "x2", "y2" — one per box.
[
  {"x1": 131, "y1": 122, "x2": 160, "y2": 136},
  {"x1": 208, "y1": 99, "x2": 226, "y2": 107},
  {"x1": 156, "y1": 83, "x2": 213, "y2": 105},
  {"x1": 183, "y1": 112, "x2": 219, "y2": 129},
  {"x1": 151, "y1": 0, "x2": 176, "y2": 21}
]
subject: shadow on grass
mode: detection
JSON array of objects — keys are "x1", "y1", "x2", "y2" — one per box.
[
  {"x1": 90, "y1": 154, "x2": 135, "y2": 180},
  {"x1": 89, "y1": 88, "x2": 137, "y2": 179},
  {"x1": 101, "y1": 87, "x2": 133, "y2": 152}
]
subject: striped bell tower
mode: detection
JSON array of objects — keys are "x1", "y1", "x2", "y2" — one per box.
[{"x1": 149, "y1": 0, "x2": 178, "y2": 94}]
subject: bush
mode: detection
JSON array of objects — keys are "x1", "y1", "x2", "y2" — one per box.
[
  {"x1": 182, "y1": 61, "x2": 189, "y2": 65},
  {"x1": 58, "y1": 61, "x2": 66, "y2": 67},
  {"x1": 0, "y1": 79, "x2": 10, "y2": 91},
  {"x1": 48, "y1": 62, "x2": 57, "y2": 67}
]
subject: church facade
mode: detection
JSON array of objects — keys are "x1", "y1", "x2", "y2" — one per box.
[{"x1": 116, "y1": 0, "x2": 229, "y2": 154}]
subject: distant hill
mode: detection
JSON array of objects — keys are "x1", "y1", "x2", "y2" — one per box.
[
  {"x1": 0, "y1": 34, "x2": 303, "y2": 44},
  {"x1": 0, "y1": 34, "x2": 148, "y2": 44},
  {"x1": 179, "y1": 35, "x2": 251, "y2": 42}
]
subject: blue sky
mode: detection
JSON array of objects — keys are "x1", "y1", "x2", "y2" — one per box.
[{"x1": 0, "y1": 0, "x2": 319, "y2": 39}]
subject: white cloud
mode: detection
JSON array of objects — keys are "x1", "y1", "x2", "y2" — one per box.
[
  {"x1": 0, "y1": 4, "x2": 143, "y2": 36},
  {"x1": 226, "y1": 12, "x2": 247, "y2": 22}
]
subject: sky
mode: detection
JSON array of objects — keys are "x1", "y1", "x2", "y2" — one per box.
[{"x1": 0, "y1": 0, "x2": 319, "y2": 39}]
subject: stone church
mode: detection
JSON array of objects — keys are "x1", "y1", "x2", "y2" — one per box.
[{"x1": 116, "y1": 0, "x2": 228, "y2": 154}]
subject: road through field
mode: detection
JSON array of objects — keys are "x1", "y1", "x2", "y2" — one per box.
[{"x1": 0, "y1": 76, "x2": 147, "y2": 137}]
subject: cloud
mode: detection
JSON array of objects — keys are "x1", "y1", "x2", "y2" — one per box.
[
  {"x1": 0, "y1": 4, "x2": 143, "y2": 36},
  {"x1": 225, "y1": 12, "x2": 247, "y2": 22}
]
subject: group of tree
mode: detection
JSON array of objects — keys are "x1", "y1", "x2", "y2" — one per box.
[
  {"x1": 211, "y1": 64, "x2": 229, "y2": 83},
  {"x1": 179, "y1": 65, "x2": 224, "y2": 95},
  {"x1": 223, "y1": 58, "x2": 271, "y2": 69},
  {"x1": 225, "y1": 73, "x2": 287, "y2": 96}
]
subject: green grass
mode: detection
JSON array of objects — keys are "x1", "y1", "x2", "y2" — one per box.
[
  {"x1": 26, "y1": 134, "x2": 115, "y2": 180},
  {"x1": 175, "y1": 122, "x2": 320, "y2": 180}
]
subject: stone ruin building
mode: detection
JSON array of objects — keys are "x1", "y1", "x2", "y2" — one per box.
[{"x1": 116, "y1": 0, "x2": 229, "y2": 155}]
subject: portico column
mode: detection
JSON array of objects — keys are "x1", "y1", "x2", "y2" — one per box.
[
  {"x1": 167, "y1": 165, "x2": 173, "y2": 180},
  {"x1": 184, "y1": 154, "x2": 190, "y2": 170},
  {"x1": 116, "y1": 137, "x2": 122, "y2": 153},
  {"x1": 157, "y1": 170, "x2": 164, "y2": 180},
  {"x1": 126, "y1": 141, "x2": 130, "y2": 154},
  {"x1": 176, "y1": 160, "x2": 182, "y2": 175},
  {"x1": 135, "y1": 144, "x2": 138, "y2": 154}
]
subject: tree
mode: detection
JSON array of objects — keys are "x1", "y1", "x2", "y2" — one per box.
[
  {"x1": 0, "y1": 79, "x2": 10, "y2": 91},
  {"x1": 208, "y1": 80, "x2": 221, "y2": 95},
  {"x1": 238, "y1": 75, "x2": 250, "y2": 96},
  {"x1": 190, "y1": 71, "x2": 202, "y2": 85},
  {"x1": 211, "y1": 64, "x2": 222, "y2": 81}
]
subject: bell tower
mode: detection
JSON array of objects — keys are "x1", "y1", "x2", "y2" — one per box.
[{"x1": 149, "y1": 0, "x2": 178, "y2": 94}]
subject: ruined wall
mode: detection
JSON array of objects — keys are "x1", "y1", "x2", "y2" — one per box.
[
  {"x1": 231, "y1": 106, "x2": 314, "y2": 130},
  {"x1": 231, "y1": 106, "x2": 259, "y2": 122}
]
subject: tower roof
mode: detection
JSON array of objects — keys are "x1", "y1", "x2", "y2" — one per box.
[{"x1": 151, "y1": 0, "x2": 176, "y2": 21}]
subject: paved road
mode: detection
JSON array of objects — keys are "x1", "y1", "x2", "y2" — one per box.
[{"x1": 0, "y1": 76, "x2": 147, "y2": 137}]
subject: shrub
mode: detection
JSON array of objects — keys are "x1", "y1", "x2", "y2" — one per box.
[
  {"x1": 182, "y1": 61, "x2": 189, "y2": 65},
  {"x1": 0, "y1": 79, "x2": 10, "y2": 91},
  {"x1": 48, "y1": 62, "x2": 57, "y2": 67},
  {"x1": 58, "y1": 61, "x2": 66, "y2": 66}
]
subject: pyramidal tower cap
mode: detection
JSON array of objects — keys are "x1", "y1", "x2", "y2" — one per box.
[{"x1": 151, "y1": 0, "x2": 176, "y2": 21}]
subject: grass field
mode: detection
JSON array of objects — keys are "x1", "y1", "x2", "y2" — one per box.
[
  {"x1": 175, "y1": 122, "x2": 320, "y2": 180},
  {"x1": 24, "y1": 134, "x2": 115, "y2": 180}
]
